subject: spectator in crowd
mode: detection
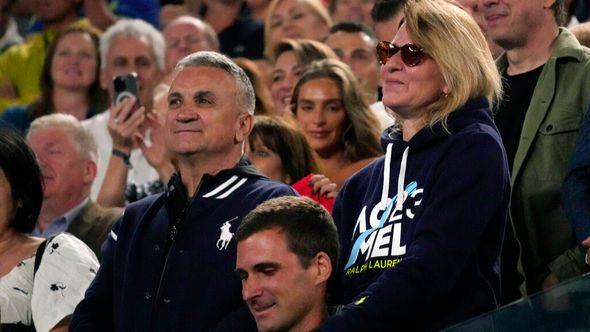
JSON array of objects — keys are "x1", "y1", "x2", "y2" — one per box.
[
  {"x1": 324, "y1": 21, "x2": 394, "y2": 130},
  {"x1": 247, "y1": 115, "x2": 336, "y2": 211},
  {"x1": 26, "y1": 114, "x2": 122, "y2": 258},
  {"x1": 71, "y1": 52, "x2": 297, "y2": 331},
  {"x1": 270, "y1": 39, "x2": 337, "y2": 115},
  {"x1": 0, "y1": 0, "x2": 23, "y2": 54},
  {"x1": 481, "y1": 0, "x2": 590, "y2": 298},
  {"x1": 200, "y1": 0, "x2": 265, "y2": 59},
  {"x1": 247, "y1": 0, "x2": 273, "y2": 21},
  {"x1": 83, "y1": 19, "x2": 172, "y2": 207},
  {"x1": 322, "y1": 0, "x2": 509, "y2": 330},
  {"x1": 292, "y1": 59, "x2": 382, "y2": 189},
  {"x1": 235, "y1": 57, "x2": 277, "y2": 115},
  {"x1": 330, "y1": 0, "x2": 375, "y2": 27},
  {"x1": 82, "y1": 0, "x2": 161, "y2": 30},
  {"x1": 162, "y1": 15, "x2": 219, "y2": 84},
  {"x1": 236, "y1": 196, "x2": 339, "y2": 332},
  {"x1": 0, "y1": 129, "x2": 99, "y2": 331},
  {"x1": 456, "y1": 0, "x2": 503, "y2": 58},
  {"x1": 0, "y1": 0, "x2": 88, "y2": 111},
  {"x1": 370, "y1": 0, "x2": 405, "y2": 42},
  {"x1": 264, "y1": 0, "x2": 332, "y2": 58},
  {"x1": 0, "y1": 26, "x2": 108, "y2": 134}
]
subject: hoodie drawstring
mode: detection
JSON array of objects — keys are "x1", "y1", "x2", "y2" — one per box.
[{"x1": 382, "y1": 143, "x2": 410, "y2": 211}]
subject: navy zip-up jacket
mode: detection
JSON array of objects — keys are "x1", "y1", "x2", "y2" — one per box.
[
  {"x1": 71, "y1": 158, "x2": 297, "y2": 331},
  {"x1": 322, "y1": 98, "x2": 511, "y2": 331}
]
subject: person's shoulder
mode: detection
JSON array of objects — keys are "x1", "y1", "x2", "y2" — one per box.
[
  {"x1": 85, "y1": 200, "x2": 123, "y2": 224},
  {"x1": 45, "y1": 233, "x2": 98, "y2": 262},
  {"x1": 246, "y1": 177, "x2": 298, "y2": 196}
]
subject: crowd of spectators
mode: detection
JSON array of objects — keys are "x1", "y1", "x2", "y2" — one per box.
[{"x1": 0, "y1": 0, "x2": 589, "y2": 330}]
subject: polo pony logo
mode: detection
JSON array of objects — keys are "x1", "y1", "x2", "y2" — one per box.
[{"x1": 216, "y1": 217, "x2": 237, "y2": 250}]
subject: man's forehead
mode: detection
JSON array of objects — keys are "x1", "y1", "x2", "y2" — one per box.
[
  {"x1": 171, "y1": 66, "x2": 235, "y2": 87},
  {"x1": 107, "y1": 35, "x2": 153, "y2": 59}
]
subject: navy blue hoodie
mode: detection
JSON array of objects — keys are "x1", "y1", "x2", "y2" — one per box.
[{"x1": 323, "y1": 98, "x2": 510, "y2": 331}]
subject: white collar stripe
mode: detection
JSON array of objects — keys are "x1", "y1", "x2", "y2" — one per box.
[
  {"x1": 203, "y1": 175, "x2": 239, "y2": 198},
  {"x1": 216, "y1": 178, "x2": 248, "y2": 199},
  {"x1": 110, "y1": 230, "x2": 118, "y2": 241}
]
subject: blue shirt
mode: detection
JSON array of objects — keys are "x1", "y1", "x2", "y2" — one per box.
[{"x1": 32, "y1": 198, "x2": 90, "y2": 238}]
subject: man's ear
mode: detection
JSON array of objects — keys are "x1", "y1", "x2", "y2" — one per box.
[
  {"x1": 235, "y1": 113, "x2": 253, "y2": 143},
  {"x1": 312, "y1": 252, "x2": 333, "y2": 285},
  {"x1": 83, "y1": 159, "x2": 98, "y2": 185}
]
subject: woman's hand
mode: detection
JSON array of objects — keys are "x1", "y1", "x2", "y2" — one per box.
[
  {"x1": 309, "y1": 174, "x2": 338, "y2": 198},
  {"x1": 134, "y1": 112, "x2": 175, "y2": 183}
]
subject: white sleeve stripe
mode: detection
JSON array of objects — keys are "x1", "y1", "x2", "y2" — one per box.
[
  {"x1": 216, "y1": 178, "x2": 248, "y2": 199},
  {"x1": 203, "y1": 175, "x2": 239, "y2": 198},
  {"x1": 110, "y1": 230, "x2": 118, "y2": 241}
]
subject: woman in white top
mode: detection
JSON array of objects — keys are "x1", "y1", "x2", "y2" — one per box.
[{"x1": 0, "y1": 130, "x2": 99, "y2": 332}]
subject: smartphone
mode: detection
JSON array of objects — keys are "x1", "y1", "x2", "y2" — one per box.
[{"x1": 113, "y1": 72, "x2": 140, "y2": 108}]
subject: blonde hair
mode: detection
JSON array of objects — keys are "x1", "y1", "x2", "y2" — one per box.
[
  {"x1": 402, "y1": 0, "x2": 502, "y2": 129},
  {"x1": 264, "y1": 0, "x2": 333, "y2": 59}
]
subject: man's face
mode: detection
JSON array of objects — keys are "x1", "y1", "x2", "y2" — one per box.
[
  {"x1": 480, "y1": 0, "x2": 548, "y2": 50},
  {"x1": 165, "y1": 66, "x2": 249, "y2": 157},
  {"x1": 325, "y1": 31, "x2": 379, "y2": 99},
  {"x1": 333, "y1": 0, "x2": 375, "y2": 26},
  {"x1": 27, "y1": 127, "x2": 95, "y2": 202},
  {"x1": 164, "y1": 21, "x2": 217, "y2": 73},
  {"x1": 236, "y1": 229, "x2": 324, "y2": 332},
  {"x1": 100, "y1": 35, "x2": 163, "y2": 109},
  {"x1": 33, "y1": 0, "x2": 78, "y2": 25}
]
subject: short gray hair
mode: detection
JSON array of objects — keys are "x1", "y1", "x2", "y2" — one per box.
[
  {"x1": 175, "y1": 52, "x2": 256, "y2": 115},
  {"x1": 100, "y1": 19, "x2": 166, "y2": 70},
  {"x1": 27, "y1": 114, "x2": 98, "y2": 162}
]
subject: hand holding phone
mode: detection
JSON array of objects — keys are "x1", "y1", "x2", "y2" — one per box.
[{"x1": 113, "y1": 72, "x2": 140, "y2": 109}]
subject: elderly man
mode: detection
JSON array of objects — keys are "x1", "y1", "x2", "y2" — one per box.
[
  {"x1": 480, "y1": 0, "x2": 590, "y2": 300},
  {"x1": 26, "y1": 114, "x2": 122, "y2": 257},
  {"x1": 236, "y1": 196, "x2": 339, "y2": 332},
  {"x1": 71, "y1": 52, "x2": 297, "y2": 331},
  {"x1": 83, "y1": 19, "x2": 172, "y2": 208},
  {"x1": 162, "y1": 15, "x2": 219, "y2": 83}
]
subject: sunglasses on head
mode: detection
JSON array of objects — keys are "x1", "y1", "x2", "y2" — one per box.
[{"x1": 376, "y1": 41, "x2": 428, "y2": 67}]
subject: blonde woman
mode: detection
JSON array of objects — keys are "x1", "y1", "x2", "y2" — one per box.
[
  {"x1": 264, "y1": 0, "x2": 332, "y2": 58},
  {"x1": 323, "y1": 0, "x2": 509, "y2": 330}
]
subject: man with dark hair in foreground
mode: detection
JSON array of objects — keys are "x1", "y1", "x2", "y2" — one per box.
[{"x1": 236, "y1": 196, "x2": 339, "y2": 332}]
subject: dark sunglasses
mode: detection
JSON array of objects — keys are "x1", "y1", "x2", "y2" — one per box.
[{"x1": 376, "y1": 41, "x2": 428, "y2": 67}]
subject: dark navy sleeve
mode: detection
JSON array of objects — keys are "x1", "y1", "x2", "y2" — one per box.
[
  {"x1": 70, "y1": 217, "x2": 120, "y2": 331},
  {"x1": 563, "y1": 109, "x2": 590, "y2": 244},
  {"x1": 321, "y1": 133, "x2": 509, "y2": 331}
]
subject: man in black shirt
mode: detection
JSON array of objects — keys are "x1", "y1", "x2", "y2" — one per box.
[{"x1": 481, "y1": 0, "x2": 590, "y2": 299}]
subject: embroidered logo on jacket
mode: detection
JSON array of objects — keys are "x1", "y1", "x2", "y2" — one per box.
[
  {"x1": 344, "y1": 181, "x2": 423, "y2": 275},
  {"x1": 216, "y1": 217, "x2": 237, "y2": 250}
]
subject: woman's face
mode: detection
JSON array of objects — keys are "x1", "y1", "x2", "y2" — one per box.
[
  {"x1": 51, "y1": 32, "x2": 98, "y2": 91},
  {"x1": 0, "y1": 168, "x2": 15, "y2": 230},
  {"x1": 270, "y1": 51, "x2": 301, "y2": 114},
  {"x1": 380, "y1": 25, "x2": 447, "y2": 119},
  {"x1": 295, "y1": 77, "x2": 347, "y2": 157},
  {"x1": 268, "y1": 0, "x2": 329, "y2": 49},
  {"x1": 246, "y1": 136, "x2": 286, "y2": 183}
]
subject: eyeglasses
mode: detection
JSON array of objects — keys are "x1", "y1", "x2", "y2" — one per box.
[{"x1": 376, "y1": 41, "x2": 428, "y2": 67}]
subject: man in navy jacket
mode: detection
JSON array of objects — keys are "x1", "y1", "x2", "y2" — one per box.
[{"x1": 71, "y1": 52, "x2": 296, "y2": 331}]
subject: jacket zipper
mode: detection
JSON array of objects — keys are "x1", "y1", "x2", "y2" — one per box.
[{"x1": 148, "y1": 207, "x2": 185, "y2": 331}]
